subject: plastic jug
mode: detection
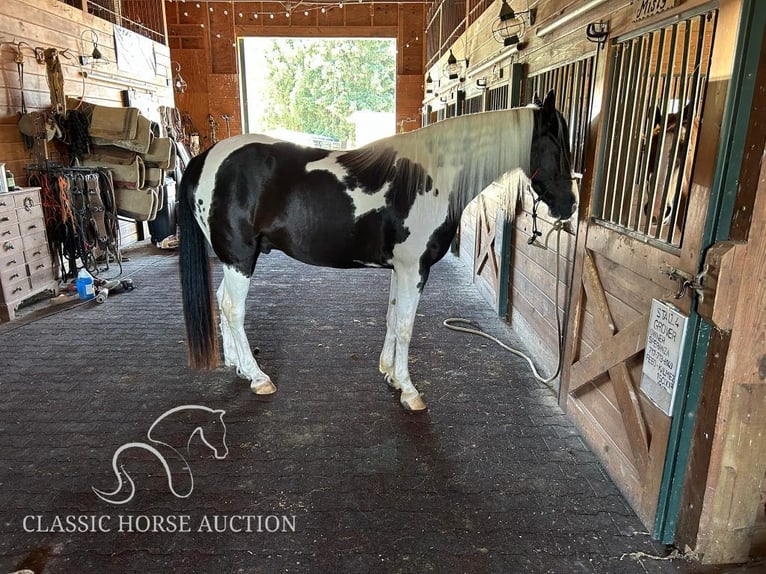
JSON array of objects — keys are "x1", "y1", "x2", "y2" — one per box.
[{"x1": 76, "y1": 268, "x2": 95, "y2": 300}]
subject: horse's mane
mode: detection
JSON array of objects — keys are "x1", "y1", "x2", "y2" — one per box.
[{"x1": 337, "y1": 109, "x2": 534, "y2": 218}]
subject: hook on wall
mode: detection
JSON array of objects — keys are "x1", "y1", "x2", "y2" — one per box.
[
  {"x1": 171, "y1": 61, "x2": 187, "y2": 93},
  {"x1": 1, "y1": 40, "x2": 41, "y2": 64}
]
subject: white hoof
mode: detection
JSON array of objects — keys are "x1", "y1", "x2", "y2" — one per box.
[
  {"x1": 400, "y1": 392, "x2": 427, "y2": 412},
  {"x1": 251, "y1": 378, "x2": 277, "y2": 395}
]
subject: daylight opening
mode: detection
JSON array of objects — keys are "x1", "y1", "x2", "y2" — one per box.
[{"x1": 240, "y1": 37, "x2": 397, "y2": 149}]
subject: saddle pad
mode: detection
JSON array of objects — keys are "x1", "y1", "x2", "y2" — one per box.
[
  {"x1": 86, "y1": 102, "x2": 139, "y2": 140},
  {"x1": 144, "y1": 138, "x2": 174, "y2": 169},
  {"x1": 86, "y1": 145, "x2": 139, "y2": 165},
  {"x1": 144, "y1": 167, "x2": 165, "y2": 189},
  {"x1": 114, "y1": 187, "x2": 157, "y2": 222},
  {"x1": 83, "y1": 156, "x2": 145, "y2": 190},
  {"x1": 92, "y1": 114, "x2": 152, "y2": 154}
]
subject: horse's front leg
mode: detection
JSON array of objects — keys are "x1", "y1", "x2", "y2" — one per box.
[
  {"x1": 388, "y1": 265, "x2": 427, "y2": 412},
  {"x1": 219, "y1": 266, "x2": 276, "y2": 395},
  {"x1": 378, "y1": 270, "x2": 398, "y2": 384}
]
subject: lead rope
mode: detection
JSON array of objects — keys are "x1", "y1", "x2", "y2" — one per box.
[{"x1": 443, "y1": 178, "x2": 567, "y2": 385}]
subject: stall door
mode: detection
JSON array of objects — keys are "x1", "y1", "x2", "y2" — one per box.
[{"x1": 562, "y1": 6, "x2": 729, "y2": 526}]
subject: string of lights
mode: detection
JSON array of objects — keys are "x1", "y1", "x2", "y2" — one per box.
[
  {"x1": 167, "y1": 0, "x2": 430, "y2": 22},
  {"x1": 166, "y1": 0, "x2": 423, "y2": 51}
]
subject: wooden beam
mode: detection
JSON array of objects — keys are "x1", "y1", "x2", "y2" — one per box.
[
  {"x1": 235, "y1": 25, "x2": 399, "y2": 38},
  {"x1": 569, "y1": 311, "x2": 649, "y2": 393},
  {"x1": 700, "y1": 384, "x2": 766, "y2": 563},
  {"x1": 581, "y1": 252, "x2": 650, "y2": 475},
  {"x1": 696, "y1": 150, "x2": 766, "y2": 563}
]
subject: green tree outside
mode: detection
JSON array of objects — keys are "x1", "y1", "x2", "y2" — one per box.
[{"x1": 259, "y1": 38, "x2": 396, "y2": 144}]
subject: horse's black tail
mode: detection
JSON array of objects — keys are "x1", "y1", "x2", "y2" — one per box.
[{"x1": 178, "y1": 152, "x2": 220, "y2": 370}]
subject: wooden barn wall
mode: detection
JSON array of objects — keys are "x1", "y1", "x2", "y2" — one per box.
[
  {"x1": 0, "y1": 0, "x2": 174, "y2": 245},
  {"x1": 165, "y1": 0, "x2": 426, "y2": 146},
  {"x1": 432, "y1": 0, "x2": 603, "y2": 383},
  {"x1": 442, "y1": 0, "x2": 765, "y2": 562}
]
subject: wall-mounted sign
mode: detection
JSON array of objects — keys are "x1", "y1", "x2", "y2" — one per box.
[
  {"x1": 640, "y1": 299, "x2": 689, "y2": 416},
  {"x1": 634, "y1": 0, "x2": 677, "y2": 22}
]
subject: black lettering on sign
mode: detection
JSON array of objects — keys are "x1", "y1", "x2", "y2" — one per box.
[{"x1": 634, "y1": 0, "x2": 676, "y2": 21}]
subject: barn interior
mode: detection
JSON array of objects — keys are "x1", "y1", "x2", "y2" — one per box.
[{"x1": 0, "y1": 0, "x2": 764, "y2": 572}]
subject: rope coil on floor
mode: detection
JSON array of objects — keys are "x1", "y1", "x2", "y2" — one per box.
[{"x1": 444, "y1": 213, "x2": 567, "y2": 385}]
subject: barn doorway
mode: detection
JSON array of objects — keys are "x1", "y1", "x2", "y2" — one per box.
[{"x1": 239, "y1": 37, "x2": 397, "y2": 148}]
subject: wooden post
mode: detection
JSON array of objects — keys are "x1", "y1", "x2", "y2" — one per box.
[{"x1": 695, "y1": 155, "x2": 766, "y2": 563}]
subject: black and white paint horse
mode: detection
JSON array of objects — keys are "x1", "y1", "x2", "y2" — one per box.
[{"x1": 178, "y1": 91, "x2": 577, "y2": 411}]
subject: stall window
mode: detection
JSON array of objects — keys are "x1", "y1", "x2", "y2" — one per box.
[
  {"x1": 465, "y1": 94, "x2": 483, "y2": 115},
  {"x1": 486, "y1": 84, "x2": 509, "y2": 111},
  {"x1": 595, "y1": 10, "x2": 717, "y2": 248}
]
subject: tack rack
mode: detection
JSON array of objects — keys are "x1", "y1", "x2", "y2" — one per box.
[{"x1": 25, "y1": 162, "x2": 123, "y2": 281}]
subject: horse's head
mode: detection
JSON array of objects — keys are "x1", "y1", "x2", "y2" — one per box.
[
  {"x1": 647, "y1": 104, "x2": 692, "y2": 177},
  {"x1": 529, "y1": 91, "x2": 578, "y2": 220},
  {"x1": 196, "y1": 408, "x2": 229, "y2": 460},
  {"x1": 643, "y1": 103, "x2": 695, "y2": 226}
]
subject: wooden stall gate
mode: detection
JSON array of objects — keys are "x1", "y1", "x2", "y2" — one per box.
[{"x1": 561, "y1": 0, "x2": 738, "y2": 530}]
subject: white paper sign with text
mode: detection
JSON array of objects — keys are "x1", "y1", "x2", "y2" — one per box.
[{"x1": 640, "y1": 299, "x2": 689, "y2": 416}]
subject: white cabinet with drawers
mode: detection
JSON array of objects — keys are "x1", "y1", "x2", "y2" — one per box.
[{"x1": 0, "y1": 188, "x2": 58, "y2": 321}]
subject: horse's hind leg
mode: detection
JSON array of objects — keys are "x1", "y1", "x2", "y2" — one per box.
[
  {"x1": 219, "y1": 265, "x2": 276, "y2": 395},
  {"x1": 388, "y1": 264, "x2": 427, "y2": 412},
  {"x1": 217, "y1": 281, "x2": 236, "y2": 368},
  {"x1": 378, "y1": 270, "x2": 398, "y2": 384}
]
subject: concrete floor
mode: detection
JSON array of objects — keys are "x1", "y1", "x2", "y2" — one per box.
[{"x1": 0, "y1": 244, "x2": 761, "y2": 573}]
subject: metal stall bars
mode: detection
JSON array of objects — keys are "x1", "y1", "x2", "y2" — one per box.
[{"x1": 595, "y1": 10, "x2": 717, "y2": 249}]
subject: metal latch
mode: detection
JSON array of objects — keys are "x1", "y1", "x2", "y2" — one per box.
[{"x1": 660, "y1": 264, "x2": 709, "y2": 302}]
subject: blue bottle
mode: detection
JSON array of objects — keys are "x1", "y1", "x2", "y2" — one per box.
[{"x1": 76, "y1": 268, "x2": 95, "y2": 300}]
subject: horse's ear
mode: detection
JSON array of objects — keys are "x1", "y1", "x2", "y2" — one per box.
[
  {"x1": 533, "y1": 93, "x2": 543, "y2": 107},
  {"x1": 543, "y1": 90, "x2": 556, "y2": 115},
  {"x1": 654, "y1": 106, "x2": 662, "y2": 128}
]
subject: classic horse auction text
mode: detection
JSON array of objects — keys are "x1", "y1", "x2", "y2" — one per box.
[{"x1": 22, "y1": 514, "x2": 297, "y2": 534}]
